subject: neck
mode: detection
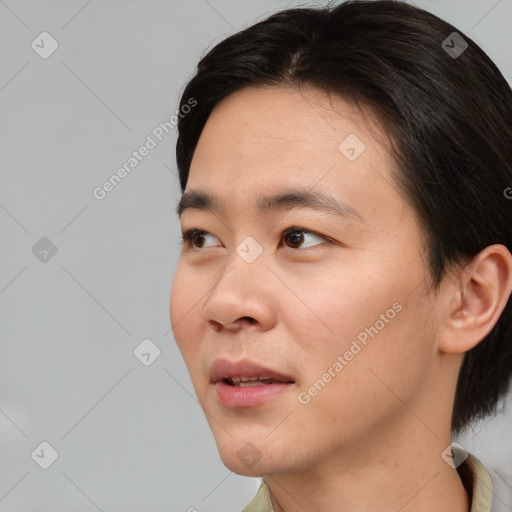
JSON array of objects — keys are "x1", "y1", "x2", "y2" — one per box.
[{"x1": 263, "y1": 426, "x2": 469, "y2": 512}]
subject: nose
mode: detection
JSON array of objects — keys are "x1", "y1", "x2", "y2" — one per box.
[{"x1": 201, "y1": 259, "x2": 277, "y2": 334}]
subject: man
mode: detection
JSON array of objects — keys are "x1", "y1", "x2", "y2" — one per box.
[{"x1": 170, "y1": 1, "x2": 512, "y2": 510}]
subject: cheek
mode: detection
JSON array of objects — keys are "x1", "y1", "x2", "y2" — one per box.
[
  {"x1": 288, "y1": 267, "x2": 393, "y2": 349},
  {"x1": 292, "y1": 259, "x2": 434, "y2": 389},
  {"x1": 170, "y1": 263, "x2": 204, "y2": 355},
  {"x1": 294, "y1": 301, "x2": 436, "y2": 444}
]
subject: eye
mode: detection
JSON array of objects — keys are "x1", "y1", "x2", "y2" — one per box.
[
  {"x1": 180, "y1": 227, "x2": 328, "y2": 251},
  {"x1": 282, "y1": 227, "x2": 327, "y2": 249},
  {"x1": 180, "y1": 228, "x2": 220, "y2": 249}
]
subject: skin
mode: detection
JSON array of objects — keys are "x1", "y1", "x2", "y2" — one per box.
[{"x1": 170, "y1": 85, "x2": 512, "y2": 512}]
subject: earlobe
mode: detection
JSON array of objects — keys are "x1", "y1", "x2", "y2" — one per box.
[{"x1": 439, "y1": 244, "x2": 512, "y2": 355}]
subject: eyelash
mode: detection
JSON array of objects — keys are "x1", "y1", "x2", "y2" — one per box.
[{"x1": 180, "y1": 227, "x2": 329, "y2": 251}]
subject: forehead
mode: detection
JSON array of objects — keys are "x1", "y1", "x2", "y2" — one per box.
[
  {"x1": 191, "y1": 85, "x2": 382, "y2": 169},
  {"x1": 185, "y1": 85, "x2": 403, "y2": 224}
]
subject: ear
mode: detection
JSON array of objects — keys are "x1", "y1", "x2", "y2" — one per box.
[{"x1": 438, "y1": 244, "x2": 512, "y2": 354}]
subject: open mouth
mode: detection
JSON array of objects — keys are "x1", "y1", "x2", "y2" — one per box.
[
  {"x1": 210, "y1": 358, "x2": 295, "y2": 407},
  {"x1": 224, "y1": 376, "x2": 292, "y2": 387}
]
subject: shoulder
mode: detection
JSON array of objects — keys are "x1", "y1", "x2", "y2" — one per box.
[
  {"x1": 240, "y1": 480, "x2": 274, "y2": 512},
  {"x1": 463, "y1": 451, "x2": 512, "y2": 512}
]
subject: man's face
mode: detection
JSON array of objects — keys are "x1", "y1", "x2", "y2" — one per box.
[{"x1": 170, "y1": 86, "x2": 444, "y2": 476}]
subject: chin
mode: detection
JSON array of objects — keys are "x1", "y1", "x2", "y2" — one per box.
[
  {"x1": 221, "y1": 454, "x2": 288, "y2": 478},
  {"x1": 220, "y1": 437, "x2": 304, "y2": 479},
  {"x1": 222, "y1": 458, "x2": 268, "y2": 477},
  {"x1": 214, "y1": 438, "x2": 278, "y2": 477}
]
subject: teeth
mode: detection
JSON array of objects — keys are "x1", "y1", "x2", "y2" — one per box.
[
  {"x1": 230, "y1": 376, "x2": 266, "y2": 383},
  {"x1": 235, "y1": 380, "x2": 265, "y2": 387},
  {"x1": 226, "y1": 376, "x2": 285, "y2": 387},
  {"x1": 228, "y1": 376, "x2": 273, "y2": 386}
]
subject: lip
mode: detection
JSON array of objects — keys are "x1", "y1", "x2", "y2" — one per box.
[
  {"x1": 210, "y1": 358, "x2": 294, "y2": 383},
  {"x1": 210, "y1": 358, "x2": 295, "y2": 408}
]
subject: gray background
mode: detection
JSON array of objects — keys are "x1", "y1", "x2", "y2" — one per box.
[{"x1": 1, "y1": 1, "x2": 511, "y2": 511}]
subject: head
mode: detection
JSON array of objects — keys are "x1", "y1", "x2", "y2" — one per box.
[{"x1": 170, "y1": 0, "x2": 512, "y2": 476}]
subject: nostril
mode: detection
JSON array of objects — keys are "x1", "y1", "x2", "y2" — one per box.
[
  {"x1": 208, "y1": 320, "x2": 223, "y2": 332},
  {"x1": 240, "y1": 316, "x2": 256, "y2": 324}
]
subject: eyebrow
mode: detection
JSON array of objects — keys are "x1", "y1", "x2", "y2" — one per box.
[{"x1": 175, "y1": 188, "x2": 363, "y2": 222}]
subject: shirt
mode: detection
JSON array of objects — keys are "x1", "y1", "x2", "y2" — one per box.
[{"x1": 241, "y1": 450, "x2": 512, "y2": 512}]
